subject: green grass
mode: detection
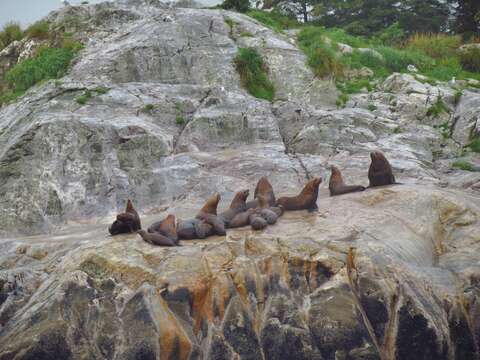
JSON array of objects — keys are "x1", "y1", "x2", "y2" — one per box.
[
  {"x1": 336, "y1": 93, "x2": 349, "y2": 108},
  {"x1": 94, "y1": 87, "x2": 109, "y2": 95},
  {"x1": 298, "y1": 27, "x2": 344, "y2": 79},
  {"x1": 337, "y1": 79, "x2": 373, "y2": 94},
  {"x1": 368, "y1": 104, "x2": 377, "y2": 111},
  {"x1": 234, "y1": 47, "x2": 275, "y2": 101},
  {"x1": 142, "y1": 104, "x2": 155, "y2": 112},
  {"x1": 75, "y1": 90, "x2": 92, "y2": 105},
  {"x1": 25, "y1": 20, "x2": 50, "y2": 40},
  {"x1": 0, "y1": 22, "x2": 23, "y2": 51},
  {"x1": 224, "y1": 18, "x2": 235, "y2": 36},
  {"x1": 426, "y1": 97, "x2": 449, "y2": 118},
  {"x1": 452, "y1": 161, "x2": 475, "y2": 171},
  {"x1": 460, "y1": 47, "x2": 480, "y2": 73},
  {"x1": 5, "y1": 47, "x2": 76, "y2": 92},
  {"x1": 393, "y1": 126, "x2": 403, "y2": 134},
  {"x1": 324, "y1": 28, "x2": 369, "y2": 48},
  {"x1": 454, "y1": 90, "x2": 463, "y2": 105},
  {"x1": 246, "y1": 10, "x2": 299, "y2": 33},
  {"x1": 175, "y1": 115, "x2": 185, "y2": 125},
  {"x1": 240, "y1": 31, "x2": 253, "y2": 37},
  {"x1": 467, "y1": 137, "x2": 480, "y2": 153},
  {"x1": 406, "y1": 33, "x2": 462, "y2": 60},
  {"x1": 434, "y1": 122, "x2": 451, "y2": 139}
]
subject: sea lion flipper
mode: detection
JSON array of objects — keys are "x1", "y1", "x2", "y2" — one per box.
[{"x1": 308, "y1": 204, "x2": 319, "y2": 213}]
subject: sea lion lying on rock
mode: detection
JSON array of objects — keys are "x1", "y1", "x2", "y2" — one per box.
[
  {"x1": 219, "y1": 189, "x2": 250, "y2": 228},
  {"x1": 196, "y1": 193, "x2": 226, "y2": 236},
  {"x1": 329, "y1": 166, "x2": 366, "y2": 196},
  {"x1": 246, "y1": 176, "x2": 276, "y2": 209},
  {"x1": 147, "y1": 214, "x2": 178, "y2": 241},
  {"x1": 276, "y1": 177, "x2": 322, "y2": 212},
  {"x1": 109, "y1": 199, "x2": 142, "y2": 235},
  {"x1": 368, "y1": 151, "x2": 396, "y2": 187},
  {"x1": 137, "y1": 230, "x2": 179, "y2": 246}
]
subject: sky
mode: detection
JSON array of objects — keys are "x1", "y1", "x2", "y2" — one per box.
[
  {"x1": 0, "y1": 0, "x2": 221, "y2": 28},
  {"x1": 0, "y1": 0, "x2": 111, "y2": 28}
]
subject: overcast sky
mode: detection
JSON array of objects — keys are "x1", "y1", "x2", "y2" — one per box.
[{"x1": 0, "y1": 0, "x2": 107, "y2": 28}]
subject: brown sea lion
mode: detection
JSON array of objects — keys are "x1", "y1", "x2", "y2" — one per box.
[
  {"x1": 147, "y1": 214, "x2": 178, "y2": 241},
  {"x1": 109, "y1": 199, "x2": 142, "y2": 235},
  {"x1": 329, "y1": 166, "x2": 366, "y2": 196},
  {"x1": 368, "y1": 151, "x2": 396, "y2": 187},
  {"x1": 228, "y1": 208, "x2": 257, "y2": 228},
  {"x1": 196, "y1": 193, "x2": 226, "y2": 236},
  {"x1": 220, "y1": 189, "x2": 250, "y2": 227},
  {"x1": 276, "y1": 177, "x2": 322, "y2": 212},
  {"x1": 257, "y1": 194, "x2": 279, "y2": 225},
  {"x1": 137, "y1": 230, "x2": 179, "y2": 247},
  {"x1": 246, "y1": 176, "x2": 276, "y2": 209},
  {"x1": 249, "y1": 213, "x2": 268, "y2": 230},
  {"x1": 176, "y1": 219, "x2": 213, "y2": 240}
]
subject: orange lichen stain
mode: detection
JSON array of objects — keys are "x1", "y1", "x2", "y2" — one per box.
[
  {"x1": 156, "y1": 295, "x2": 192, "y2": 360},
  {"x1": 191, "y1": 276, "x2": 213, "y2": 334},
  {"x1": 355, "y1": 188, "x2": 397, "y2": 206}
]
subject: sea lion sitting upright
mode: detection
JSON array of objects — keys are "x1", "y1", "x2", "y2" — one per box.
[
  {"x1": 137, "y1": 230, "x2": 179, "y2": 247},
  {"x1": 368, "y1": 151, "x2": 396, "y2": 187},
  {"x1": 246, "y1": 176, "x2": 276, "y2": 209},
  {"x1": 329, "y1": 166, "x2": 366, "y2": 196},
  {"x1": 219, "y1": 189, "x2": 250, "y2": 228},
  {"x1": 147, "y1": 214, "x2": 178, "y2": 242},
  {"x1": 276, "y1": 177, "x2": 322, "y2": 212},
  {"x1": 195, "y1": 193, "x2": 226, "y2": 236},
  {"x1": 108, "y1": 199, "x2": 142, "y2": 235}
]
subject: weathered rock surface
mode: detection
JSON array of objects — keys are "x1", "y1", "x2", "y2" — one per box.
[{"x1": 0, "y1": 0, "x2": 480, "y2": 359}]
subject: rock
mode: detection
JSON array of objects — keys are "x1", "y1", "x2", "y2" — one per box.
[
  {"x1": 337, "y1": 42, "x2": 353, "y2": 55},
  {"x1": 452, "y1": 90, "x2": 480, "y2": 146},
  {"x1": 357, "y1": 47, "x2": 384, "y2": 61},
  {"x1": 344, "y1": 66, "x2": 374, "y2": 80}
]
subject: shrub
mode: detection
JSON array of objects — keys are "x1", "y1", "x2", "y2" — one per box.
[
  {"x1": 368, "y1": 104, "x2": 377, "y2": 111},
  {"x1": 246, "y1": 10, "x2": 298, "y2": 32},
  {"x1": 451, "y1": 161, "x2": 474, "y2": 171},
  {"x1": 0, "y1": 22, "x2": 23, "y2": 50},
  {"x1": 406, "y1": 33, "x2": 462, "y2": 60},
  {"x1": 424, "y1": 58, "x2": 463, "y2": 81},
  {"x1": 343, "y1": 49, "x2": 385, "y2": 73},
  {"x1": 337, "y1": 79, "x2": 373, "y2": 94},
  {"x1": 374, "y1": 22, "x2": 405, "y2": 46},
  {"x1": 324, "y1": 28, "x2": 368, "y2": 48},
  {"x1": 175, "y1": 115, "x2": 185, "y2": 125},
  {"x1": 25, "y1": 20, "x2": 50, "y2": 40},
  {"x1": 234, "y1": 47, "x2": 275, "y2": 101},
  {"x1": 142, "y1": 104, "x2": 155, "y2": 112},
  {"x1": 376, "y1": 46, "x2": 435, "y2": 74},
  {"x1": 298, "y1": 27, "x2": 344, "y2": 78},
  {"x1": 460, "y1": 47, "x2": 480, "y2": 72},
  {"x1": 94, "y1": 87, "x2": 109, "y2": 94},
  {"x1": 221, "y1": 0, "x2": 250, "y2": 13},
  {"x1": 5, "y1": 47, "x2": 76, "y2": 92}
]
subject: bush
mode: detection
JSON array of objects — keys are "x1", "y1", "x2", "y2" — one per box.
[
  {"x1": 246, "y1": 10, "x2": 299, "y2": 32},
  {"x1": 298, "y1": 27, "x2": 344, "y2": 78},
  {"x1": 324, "y1": 28, "x2": 368, "y2": 48},
  {"x1": 374, "y1": 22, "x2": 406, "y2": 46},
  {"x1": 406, "y1": 33, "x2": 462, "y2": 60},
  {"x1": 25, "y1": 20, "x2": 50, "y2": 40},
  {"x1": 424, "y1": 58, "x2": 463, "y2": 81},
  {"x1": 221, "y1": 0, "x2": 250, "y2": 13},
  {"x1": 426, "y1": 97, "x2": 449, "y2": 118},
  {"x1": 376, "y1": 46, "x2": 434, "y2": 73},
  {"x1": 0, "y1": 22, "x2": 23, "y2": 50},
  {"x1": 467, "y1": 137, "x2": 480, "y2": 153},
  {"x1": 75, "y1": 90, "x2": 92, "y2": 105},
  {"x1": 460, "y1": 47, "x2": 480, "y2": 72},
  {"x1": 234, "y1": 47, "x2": 275, "y2": 101},
  {"x1": 5, "y1": 47, "x2": 76, "y2": 92},
  {"x1": 337, "y1": 79, "x2": 373, "y2": 94}
]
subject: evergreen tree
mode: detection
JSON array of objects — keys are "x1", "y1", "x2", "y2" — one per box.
[
  {"x1": 399, "y1": 0, "x2": 450, "y2": 34},
  {"x1": 453, "y1": 0, "x2": 480, "y2": 38}
]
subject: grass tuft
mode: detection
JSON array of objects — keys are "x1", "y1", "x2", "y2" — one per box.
[
  {"x1": 246, "y1": 10, "x2": 299, "y2": 33},
  {"x1": 0, "y1": 22, "x2": 23, "y2": 51},
  {"x1": 426, "y1": 97, "x2": 449, "y2": 118},
  {"x1": 25, "y1": 20, "x2": 50, "y2": 40},
  {"x1": 76, "y1": 90, "x2": 92, "y2": 105},
  {"x1": 467, "y1": 137, "x2": 480, "y2": 153},
  {"x1": 234, "y1": 47, "x2": 275, "y2": 101},
  {"x1": 406, "y1": 33, "x2": 462, "y2": 60},
  {"x1": 452, "y1": 161, "x2": 475, "y2": 171}
]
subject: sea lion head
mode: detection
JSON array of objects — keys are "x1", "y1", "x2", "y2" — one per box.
[
  {"x1": 125, "y1": 199, "x2": 135, "y2": 212},
  {"x1": 160, "y1": 214, "x2": 177, "y2": 237},
  {"x1": 230, "y1": 189, "x2": 250, "y2": 209},
  {"x1": 370, "y1": 151, "x2": 390, "y2": 169},
  {"x1": 200, "y1": 192, "x2": 221, "y2": 215},
  {"x1": 329, "y1": 166, "x2": 344, "y2": 185},
  {"x1": 254, "y1": 176, "x2": 273, "y2": 198},
  {"x1": 303, "y1": 177, "x2": 322, "y2": 193},
  {"x1": 109, "y1": 219, "x2": 132, "y2": 235}
]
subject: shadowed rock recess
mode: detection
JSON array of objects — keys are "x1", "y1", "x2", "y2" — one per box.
[{"x1": 0, "y1": 1, "x2": 479, "y2": 359}]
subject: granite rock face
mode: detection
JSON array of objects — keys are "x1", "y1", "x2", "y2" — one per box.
[{"x1": 0, "y1": 0, "x2": 480, "y2": 359}]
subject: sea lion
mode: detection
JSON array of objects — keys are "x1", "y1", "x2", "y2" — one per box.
[
  {"x1": 176, "y1": 218, "x2": 213, "y2": 240},
  {"x1": 368, "y1": 151, "x2": 396, "y2": 187},
  {"x1": 108, "y1": 199, "x2": 142, "y2": 235},
  {"x1": 196, "y1": 193, "x2": 226, "y2": 236},
  {"x1": 249, "y1": 213, "x2": 268, "y2": 230},
  {"x1": 147, "y1": 214, "x2": 178, "y2": 241},
  {"x1": 246, "y1": 176, "x2": 276, "y2": 209},
  {"x1": 276, "y1": 177, "x2": 322, "y2": 212},
  {"x1": 220, "y1": 189, "x2": 250, "y2": 228},
  {"x1": 137, "y1": 230, "x2": 179, "y2": 247},
  {"x1": 228, "y1": 208, "x2": 257, "y2": 228},
  {"x1": 257, "y1": 194, "x2": 280, "y2": 225},
  {"x1": 329, "y1": 166, "x2": 366, "y2": 196}
]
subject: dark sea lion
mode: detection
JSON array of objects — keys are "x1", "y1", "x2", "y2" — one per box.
[
  {"x1": 368, "y1": 151, "x2": 396, "y2": 187},
  {"x1": 220, "y1": 189, "x2": 250, "y2": 227},
  {"x1": 228, "y1": 208, "x2": 256, "y2": 228},
  {"x1": 249, "y1": 213, "x2": 268, "y2": 230},
  {"x1": 147, "y1": 214, "x2": 178, "y2": 241},
  {"x1": 137, "y1": 230, "x2": 179, "y2": 247},
  {"x1": 246, "y1": 176, "x2": 276, "y2": 209},
  {"x1": 196, "y1": 193, "x2": 226, "y2": 236},
  {"x1": 329, "y1": 166, "x2": 366, "y2": 196},
  {"x1": 109, "y1": 199, "x2": 142, "y2": 235},
  {"x1": 256, "y1": 194, "x2": 279, "y2": 225},
  {"x1": 176, "y1": 218, "x2": 213, "y2": 240},
  {"x1": 276, "y1": 177, "x2": 322, "y2": 212}
]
